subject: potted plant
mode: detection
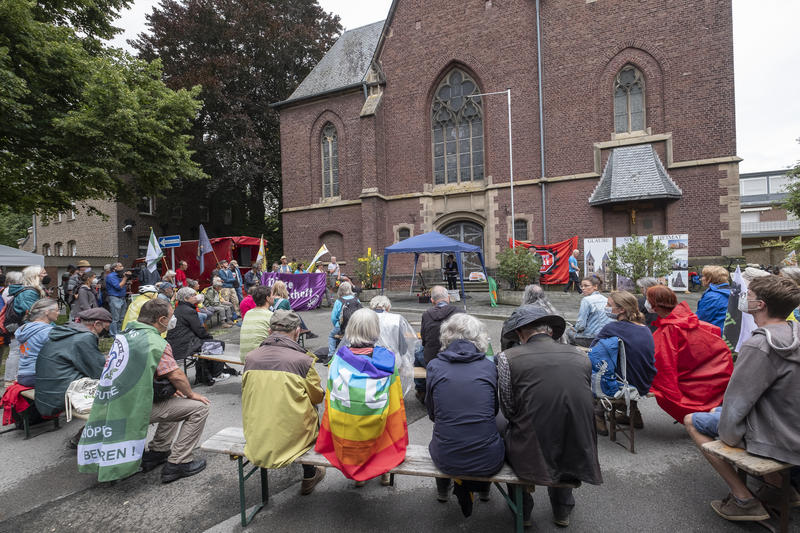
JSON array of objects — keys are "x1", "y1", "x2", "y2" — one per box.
[
  {"x1": 355, "y1": 249, "x2": 382, "y2": 302},
  {"x1": 495, "y1": 245, "x2": 542, "y2": 305}
]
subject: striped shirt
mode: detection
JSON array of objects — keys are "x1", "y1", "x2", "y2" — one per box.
[{"x1": 239, "y1": 308, "x2": 273, "y2": 363}]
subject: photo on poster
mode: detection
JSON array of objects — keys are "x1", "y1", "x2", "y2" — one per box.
[
  {"x1": 657, "y1": 234, "x2": 690, "y2": 292},
  {"x1": 614, "y1": 236, "x2": 642, "y2": 291},
  {"x1": 583, "y1": 238, "x2": 614, "y2": 286}
]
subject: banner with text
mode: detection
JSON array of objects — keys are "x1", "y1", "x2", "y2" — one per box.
[
  {"x1": 583, "y1": 238, "x2": 614, "y2": 286},
  {"x1": 511, "y1": 236, "x2": 578, "y2": 285},
  {"x1": 260, "y1": 272, "x2": 327, "y2": 311}
]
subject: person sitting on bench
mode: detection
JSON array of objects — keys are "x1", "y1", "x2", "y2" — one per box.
[
  {"x1": 241, "y1": 309, "x2": 326, "y2": 495},
  {"x1": 684, "y1": 275, "x2": 800, "y2": 522},
  {"x1": 78, "y1": 299, "x2": 210, "y2": 483},
  {"x1": 239, "y1": 285, "x2": 273, "y2": 363},
  {"x1": 426, "y1": 313, "x2": 504, "y2": 516},
  {"x1": 496, "y1": 305, "x2": 603, "y2": 529}
]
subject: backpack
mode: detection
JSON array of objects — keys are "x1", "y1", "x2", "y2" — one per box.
[
  {"x1": 338, "y1": 297, "x2": 362, "y2": 335},
  {"x1": 0, "y1": 288, "x2": 36, "y2": 335},
  {"x1": 588, "y1": 336, "x2": 640, "y2": 402}
]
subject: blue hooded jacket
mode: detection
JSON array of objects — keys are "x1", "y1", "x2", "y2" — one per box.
[
  {"x1": 696, "y1": 283, "x2": 730, "y2": 334},
  {"x1": 15, "y1": 321, "x2": 54, "y2": 377},
  {"x1": 426, "y1": 339, "x2": 505, "y2": 477}
]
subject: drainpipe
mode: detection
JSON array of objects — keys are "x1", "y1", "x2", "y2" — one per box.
[
  {"x1": 536, "y1": 0, "x2": 547, "y2": 243},
  {"x1": 31, "y1": 214, "x2": 37, "y2": 252}
]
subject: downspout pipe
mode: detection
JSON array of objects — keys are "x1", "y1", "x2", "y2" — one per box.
[{"x1": 536, "y1": 0, "x2": 547, "y2": 243}]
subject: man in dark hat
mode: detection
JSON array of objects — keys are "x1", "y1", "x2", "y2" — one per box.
[
  {"x1": 35, "y1": 307, "x2": 112, "y2": 419},
  {"x1": 497, "y1": 305, "x2": 602, "y2": 528}
]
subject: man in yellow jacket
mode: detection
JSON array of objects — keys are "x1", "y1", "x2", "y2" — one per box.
[{"x1": 241, "y1": 310, "x2": 326, "y2": 494}]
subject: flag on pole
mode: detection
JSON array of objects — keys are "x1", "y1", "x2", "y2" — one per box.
[
  {"x1": 145, "y1": 229, "x2": 163, "y2": 273},
  {"x1": 256, "y1": 235, "x2": 268, "y2": 272},
  {"x1": 306, "y1": 244, "x2": 330, "y2": 272},
  {"x1": 197, "y1": 224, "x2": 213, "y2": 273}
]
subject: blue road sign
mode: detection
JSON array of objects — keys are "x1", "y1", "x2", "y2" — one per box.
[{"x1": 157, "y1": 235, "x2": 181, "y2": 249}]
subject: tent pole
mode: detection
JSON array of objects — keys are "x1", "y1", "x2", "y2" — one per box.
[
  {"x1": 410, "y1": 253, "x2": 419, "y2": 295},
  {"x1": 456, "y1": 253, "x2": 467, "y2": 311}
]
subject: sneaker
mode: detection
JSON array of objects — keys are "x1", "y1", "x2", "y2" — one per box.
[
  {"x1": 755, "y1": 484, "x2": 800, "y2": 509},
  {"x1": 553, "y1": 505, "x2": 571, "y2": 527},
  {"x1": 213, "y1": 373, "x2": 231, "y2": 383},
  {"x1": 140, "y1": 450, "x2": 170, "y2": 473},
  {"x1": 453, "y1": 480, "x2": 474, "y2": 518},
  {"x1": 300, "y1": 466, "x2": 326, "y2": 495},
  {"x1": 595, "y1": 413, "x2": 609, "y2": 436},
  {"x1": 161, "y1": 458, "x2": 207, "y2": 483},
  {"x1": 380, "y1": 473, "x2": 392, "y2": 486},
  {"x1": 710, "y1": 493, "x2": 770, "y2": 521}
]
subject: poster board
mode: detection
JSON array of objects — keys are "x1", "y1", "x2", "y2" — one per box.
[
  {"x1": 610, "y1": 234, "x2": 689, "y2": 293},
  {"x1": 583, "y1": 238, "x2": 614, "y2": 286}
]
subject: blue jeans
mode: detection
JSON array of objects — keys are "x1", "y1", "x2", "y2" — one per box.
[
  {"x1": 108, "y1": 295, "x2": 127, "y2": 336},
  {"x1": 328, "y1": 324, "x2": 341, "y2": 358},
  {"x1": 692, "y1": 407, "x2": 722, "y2": 438},
  {"x1": 414, "y1": 344, "x2": 426, "y2": 392}
]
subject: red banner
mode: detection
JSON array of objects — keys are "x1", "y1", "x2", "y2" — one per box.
[{"x1": 510, "y1": 236, "x2": 578, "y2": 285}]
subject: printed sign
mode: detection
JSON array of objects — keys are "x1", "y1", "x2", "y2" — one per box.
[
  {"x1": 260, "y1": 272, "x2": 327, "y2": 311},
  {"x1": 583, "y1": 238, "x2": 614, "y2": 286}
]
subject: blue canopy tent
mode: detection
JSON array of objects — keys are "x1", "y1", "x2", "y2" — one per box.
[{"x1": 381, "y1": 232, "x2": 487, "y2": 306}]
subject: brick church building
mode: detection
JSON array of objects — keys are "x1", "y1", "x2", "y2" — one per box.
[{"x1": 275, "y1": 0, "x2": 741, "y2": 281}]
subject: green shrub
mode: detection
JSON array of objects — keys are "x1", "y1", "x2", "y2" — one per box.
[{"x1": 497, "y1": 246, "x2": 542, "y2": 291}]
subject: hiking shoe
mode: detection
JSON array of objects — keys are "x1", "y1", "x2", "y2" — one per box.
[
  {"x1": 755, "y1": 484, "x2": 800, "y2": 509},
  {"x1": 479, "y1": 489, "x2": 491, "y2": 502},
  {"x1": 221, "y1": 322, "x2": 233, "y2": 329},
  {"x1": 300, "y1": 466, "x2": 325, "y2": 495},
  {"x1": 595, "y1": 413, "x2": 609, "y2": 436},
  {"x1": 380, "y1": 473, "x2": 392, "y2": 486},
  {"x1": 161, "y1": 458, "x2": 207, "y2": 483},
  {"x1": 140, "y1": 450, "x2": 170, "y2": 473},
  {"x1": 453, "y1": 481, "x2": 474, "y2": 517},
  {"x1": 710, "y1": 493, "x2": 770, "y2": 521}
]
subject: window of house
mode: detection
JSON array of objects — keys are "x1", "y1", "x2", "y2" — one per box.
[
  {"x1": 42, "y1": 244, "x2": 51, "y2": 256},
  {"x1": 769, "y1": 175, "x2": 789, "y2": 194},
  {"x1": 138, "y1": 196, "x2": 155, "y2": 215},
  {"x1": 137, "y1": 236, "x2": 149, "y2": 258},
  {"x1": 54, "y1": 242, "x2": 63, "y2": 256},
  {"x1": 513, "y1": 219, "x2": 528, "y2": 241},
  {"x1": 69, "y1": 203, "x2": 76, "y2": 220},
  {"x1": 740, "y1": 177, "x2": 768, "y2": 197},
  {"x1": 614, "y1": 65, "x2": 645, "y2": 133},
  {"x1": 67, "y1": 240, "x2": 77, "y2": 256},
  {"x1": 398, "y1": 227, "x2": 411, "y2": 241},
  {"x1": 740, "y1": 211, "x2": 760, "y2": 224},
  {"x1": 432, "y1": 69, "x2": 484, "y2": 184},
  {"x1": 321, "y1": 123, "x2": 339, "y2": 198}
]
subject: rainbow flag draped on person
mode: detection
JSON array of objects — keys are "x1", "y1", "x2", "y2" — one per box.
[{"x1": 315, "y1": 345, "x2": 408, "y2": 481}]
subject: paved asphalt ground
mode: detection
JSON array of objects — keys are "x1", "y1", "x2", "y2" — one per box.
[{"x1": 0, "y1": 292, "x2": 797, "y2": 532}]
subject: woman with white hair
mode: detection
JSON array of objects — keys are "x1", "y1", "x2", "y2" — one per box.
[
  {"x1": 636, "y1": 277, "x2": 660, "y2": 332},
  {"x1": 166, "y1": 287, "x2": 229, "y2": 385},
  {"x1": 316, "y1": 308, "x2": 407, "y2": 488},
  {"x1": 4, "y1": 266, "x2": 45, "y2": 383},
  {"x1": 370, "y1": 295, "x2": 416, "y2": 396},
  {"x1": 425, "y1": 313, "x2": 504, "y2": 515}
]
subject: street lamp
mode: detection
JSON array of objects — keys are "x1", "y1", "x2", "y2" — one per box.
[{"x1": 472, "y1": 89, "x2": 516, "y2": 247}]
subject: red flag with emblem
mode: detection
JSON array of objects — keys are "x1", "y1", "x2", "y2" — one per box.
[{"x1": 510, "y1": 236, "x2": 578, "y2": 285}]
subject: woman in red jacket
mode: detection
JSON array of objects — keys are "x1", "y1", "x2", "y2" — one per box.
[{"x1": 646, "y1": 286, "x2": 733, "y2": 422}]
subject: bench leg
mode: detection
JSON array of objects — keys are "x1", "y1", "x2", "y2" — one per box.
[
  {"x1": 494, "y1": 482, "x2": 524, "y2": 533},
  {"x1": 779, "y1": 470, "x2": 791, "y2": 533},
  {"x1": 237, "y1": 456, "x2": 269, "y2": 527},
  {"x1": 23, "y1": 410, "x2": 30, "y2": 440}
]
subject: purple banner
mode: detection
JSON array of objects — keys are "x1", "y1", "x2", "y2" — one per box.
[{"x1": 260, "y1": 272, "x2": 327, "y2": 311}]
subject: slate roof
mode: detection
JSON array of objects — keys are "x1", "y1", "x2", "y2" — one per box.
[
  {"x1": 276, "y1": 20, "x2": 385, "y2": 107},
  {"x1": 589, "y1": 144, "x2": 683, "y2": 206}
]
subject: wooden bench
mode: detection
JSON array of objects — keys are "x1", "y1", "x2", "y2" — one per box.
[
  {"x1": 18, "y1": 389, "x2": 88, "y2": 439},
  {"x1": 701, "y1": 440, "x2": 796, "y2": 533},
  {"x1": 201, "y1": 426, "x2": 576, "y2": 531}
]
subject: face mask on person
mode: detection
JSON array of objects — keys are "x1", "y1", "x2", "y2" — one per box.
[
  {"x1": 196, "y1": 294, "x2": 204, "y2": 304},
  {"x1": 738, "y1": 294, "x2": 762, "y2": 314},
  {"x1": 604, "y1": 306, "x2": 617, "y2": 319},
  {"x1": 644, "y1": 300, "x2": 654, "y2": 313},
  {"x1": 42, "y1": 275, "x2": 51, "y2": 286},
  {"x1": 168, "y1": 315, "x2": 177, "y2": 330}
]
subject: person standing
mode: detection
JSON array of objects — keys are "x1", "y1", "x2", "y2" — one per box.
[
  {"x1": 695, "y1": 265, "x2": 731, "y2": 335},
  {"x1": 70, "y1": 271, "x2": 99, "y2": 321},
  {"x1": 241, "y1": 310, "x2": 326, "y2": 494},
  {"x1": 243, "y1": 262, "x2": 261, "y2": 293},
  {"x1": 444, "y1": 255, "x2": 458, "y2": 291},
  {"x1": 416, "y1": 286, "x2": 459, "y2": 403},
  {"x1": 105, "y1": 263, "x2": 131, "y2": 336},
  {"x1": 230, "y1": 260, "x2": 244, "y2": 303},
  {"x1": 497, "y1": 305, "x2": 602, "y2": 528},
  {"x1": 564, "y1": 249, "x2": 581, "y2": 293},
  {"x1": 278, "y1": 256, "x2": 292, "y2": 274},
  {"x1": 175, "y1": 261, "x2": 188, "y2": 288},
  {"x1": 216, "y1": 260, "x2": 240, "y2": 313}
]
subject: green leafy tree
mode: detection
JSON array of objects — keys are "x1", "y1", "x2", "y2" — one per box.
[
  {"x1": 607, "y1": 234, "x2": 673, "y2": 288},
  {"x1": 0, "y1": 0, "x2": 206, "y2": 218},
  {"x1": 780, "y1": 139, "x2": 800, "y2": 253},
  {"x1": 497, "y1": 246, "x2": 542, "y2": 291},
  {"x1": 0, "y1": 206, "x2": 31, "y2": 247},
  {"x1": 132, "y1": 0, "x2": 341, "y2": 253}
]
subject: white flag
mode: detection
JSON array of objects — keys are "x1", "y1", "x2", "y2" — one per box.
[
  {"x1": 306, "y1": 244, "x2": 330, "y2": 272},
  {"x1": 146, "y1": 229, "x2": 163, "y2": 273},
  {"x1": 256, "y1": 235, "x2": 267, "y2": 271}
]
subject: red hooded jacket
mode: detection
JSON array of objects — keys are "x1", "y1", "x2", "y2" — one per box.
[{"x1": 651, "y1": 301, "x2": 733, "y2": 422}]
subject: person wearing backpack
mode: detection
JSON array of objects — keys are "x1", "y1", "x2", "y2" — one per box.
[
  {"x1": 67, "y1": 260, "x2": 91, "y2": 306},
  {"x1": 69, "y1": 271, "x2": 99, "y2": 321},
  {"x1": 4, "y1": 266, "x2": 45, "y2": 384},
  {"x1": 327, "y1": 281, "x2": 361, "y2": 358}
]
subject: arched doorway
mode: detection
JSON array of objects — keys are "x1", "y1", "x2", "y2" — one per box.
[{"x1": 441, "y1": 221, "x2": 484, "y2": 278}]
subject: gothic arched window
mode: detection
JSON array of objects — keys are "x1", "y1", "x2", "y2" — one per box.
[
  {"x1": 432, "y1": 69, "x2": 484, "y2": 184},
  {"x1": 321, "y1": 123, "x2": 339, "y2": 198},
  {"x1": 614, "y1": 65, "x2": 645, "y2": 133}
]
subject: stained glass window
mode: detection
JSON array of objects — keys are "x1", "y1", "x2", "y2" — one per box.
[
  {"x1": 321, "y1": 123, "x2": 339, "y2": 198},
  {"x1": 614, "y1": 65, "x2": 645, "y2": 133}
]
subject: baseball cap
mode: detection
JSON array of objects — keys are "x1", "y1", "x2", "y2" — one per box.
[{"x1": 270, "y1": 309, "x2": 301, "y2": 331}]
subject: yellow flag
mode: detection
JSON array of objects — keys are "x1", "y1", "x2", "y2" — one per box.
[
  {"x1": 256, "y1": 235, "x2": 267, "y2": 271},
  {"x1": 306, "y1": 244, "x2": 330, "y2": 272}
]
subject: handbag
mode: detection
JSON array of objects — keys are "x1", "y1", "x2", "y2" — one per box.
[
  {"x1": 65, "y1": 377, "x2": 99, "y2": 422},
  {"x1": 153, "y1": 376, "x2": 177, "y2": 402}
]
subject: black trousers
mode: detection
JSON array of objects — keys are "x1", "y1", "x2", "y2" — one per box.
[
  {"x1": 506, "y1": 484, "x2": 575, "y2": 520},
  {"x1": 446, "y1": 275, "x2": 458, "y2": 290},
  {"x1": 564, "y1": 271, "x2": 580, "y2": 292}
]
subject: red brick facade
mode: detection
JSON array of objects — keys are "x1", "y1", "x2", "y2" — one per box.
[{"x1": 278, "y1": 0, "x2": 740, "y2": 281}]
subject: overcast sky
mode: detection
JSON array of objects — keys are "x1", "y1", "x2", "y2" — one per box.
[{"x1": 109, "y1": 0, "x2": 799, "y2": 174}]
